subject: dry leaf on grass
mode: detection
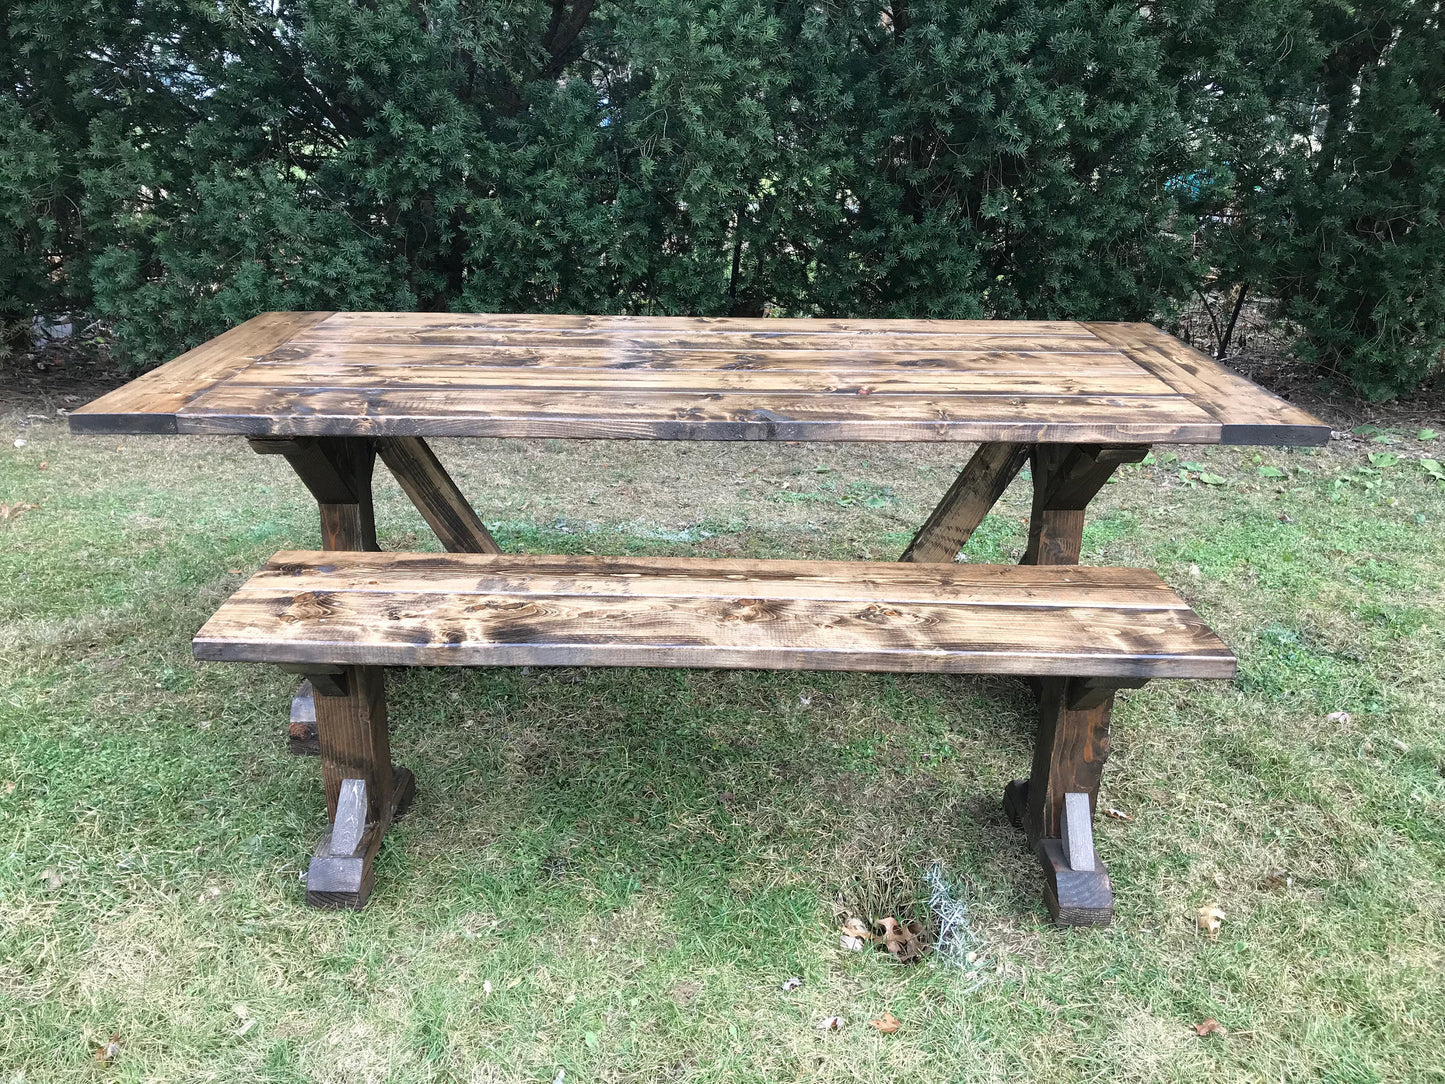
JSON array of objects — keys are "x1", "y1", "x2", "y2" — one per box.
[
  {"x1": 1105, "y1": 807, "x2": 1135, "y2": 821},
  {"x1": 815, "y1": 1016, "x2": 844, "y2": 1032},
  {"x1": 1197, "y1": 904, "x2": 1225, "y2": 939},
  {"x1": 40, "y1": 869, "x2": 62, "y2": 891},
  {"x1": 1326, "y1": 710, "x2": 1352, "y2": 724},
  {"x1": 1193, "y1": 1018, "x2": 1227, "y2": 1037},
  {"x1": 838, "y1": 916, "x2": 872, "y2": 951},
  {"x1": 94, "y1": 1033, "x2": 120, "y2": 1064},
  {"x1": 198, "y1": 885, "x2": 223, "y2": 904},
  {"x1": 780, "y1": 976, "x2": 802, "y2": 992},
  {"x1": 875, "y1": 916, "x2": 927, "y2": 964},
  {"x1": 0, "y1": 502, "x2": 38, "y2": 522},
  {"x1": 869, "y1": 1012, "x2": 901, "y2": 1034}
]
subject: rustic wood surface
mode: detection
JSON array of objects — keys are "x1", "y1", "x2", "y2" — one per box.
[
  {"x1": 70, "y1": 314, "x2": 1329, "y2": 445},
  {"x1": 192, "y1": 551, "x2": 1237, "y2": 679}
]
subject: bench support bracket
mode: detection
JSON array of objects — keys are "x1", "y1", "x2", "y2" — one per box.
[
  {"x1": 1020, "y1": 444, "x2": 1150, "y2": 566},
  {"x1": 1005, "y1": 675, "x2": 1145, "y2": 926}
]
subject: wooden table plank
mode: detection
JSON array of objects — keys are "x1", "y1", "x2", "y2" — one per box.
[
  {"x1": 1086, "y1": 323, "x2": 1331, "y2": 446},
  {"x1": 175, "y1": 385, "x2": 1221, "y2": 442},
  {"x1": 70, "y1": 313, "x2": 1328, "y2": 445},
  {"x1": 193, "y1": 553, "x2": 1237, "y2": 679},
  {"x1": 68, "y1": 312, "x2": 334, "y2": 434}
]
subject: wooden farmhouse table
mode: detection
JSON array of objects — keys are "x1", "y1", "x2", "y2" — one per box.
[
  {"x1": 70, "y1": 312, "x2": 1330, "y2": 567},
  {"x1": 70, "y1": 312, "x2": 1330, "y2": 917}
]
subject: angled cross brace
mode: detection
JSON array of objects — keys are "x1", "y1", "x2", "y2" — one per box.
[
  {"x1": 1005, "y1": 675, "x2": 1145, "y2": 926},
  {"x1": 901, "y1": 442, "x2": 1030, "y2": 563},
  {"x1": 374, "y1": 436, "x2": 500, "y2": 554}
]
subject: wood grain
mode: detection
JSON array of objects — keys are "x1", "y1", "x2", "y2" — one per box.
[
  {"x1": 900, "y1": 442, "x2": 1030, "y2": 563},
  {"x1": 1085, "y1": 323, "x2": 1331, "y2": 446},
  {"x1": 70, "y1": 313, "x2": 1328, "y2": 446},
  {"x1": 175, "y1": 386, "x2": 1221, "y2": 443},
  {"x1": 193, "y1": 552, "x2": 1237, "y2": 679},
  {"x1": 374, "y1": 437, "x2": 501, "y2": 554},
  {"x1": 68, "y1": 312, "x2": 334, "y2": 434}
]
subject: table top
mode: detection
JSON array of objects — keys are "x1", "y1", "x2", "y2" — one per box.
[{"x1": 70, "y1": 312, "x2": 1329, "y2": 445}]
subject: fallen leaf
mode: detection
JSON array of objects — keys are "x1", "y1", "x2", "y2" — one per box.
[
  {"x1": 838, "y1": 916, "x2": 872, "y2": 951},
  {"x1": 13, "y1": 438, "x2": 26, "y2": 448},
  {"x1": 38, "y1": 461, "x2": 48, "y2": 470},
  {"x1": 198, "y1": 885, "x2": 223, "y2": 903},
  {"x1": 780, "y1": 976, "x2": 803, "y2": 992},
  {"x1": 1197, "y1": 904, "x2": 1225, "y2": 939},
  {"x1": 1326, "y1": 710, "x2": 1351, "y2": 724},
  {"x1": 874, "y1": 916, "x2": 927, "y2": 964},
  {"x1": 2, "y1": 780, "x2": 14, "y2": 794},
  {"x1": 1105, "y1": 807, "x2": 1134, "y2": 822},
  {"x1": 869, "y1": 1012, "x2": 901, "y2": 1034},
  {"x1": 0, "y1": 502, "x2": 38, "y2": 522},
  {"x1": 815, "y1": 1016, "x2": 844, "y2": 1032},
  {"x1": 551, "y1": 1070, "x2": 566, "y2": 1084},
  {"x1": 41, "y1": 868, "x2": 62, "y2": 891},
  {"x1": 1260, "y1": 869, "x2": 1292, "y2": 890},
  {"x1": 1193, "y1": 1018, "x2": 1227, "y2": 1037},
  {"x1": 94, "y1": 1033, "x2": 120, "y2": 1064},
  {"x1": 483, "y1": 980, "x2": 493, "y2": 997}
]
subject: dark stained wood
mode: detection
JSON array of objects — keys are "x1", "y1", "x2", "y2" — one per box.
[
  {"x1": 69, "y1": 313, "x2": 1328, "y2": 446},
  {"x1": 175, "y1": 387, "x2": 1221, "y2": 443},
  {"x1": 251, "y1": 436, "x2": 380, "y2": 551},
  {"x1": 314, "y1": 664, "x2": 393, "y2": 822},
  {"x1": 193, "y1": 552, "x2": 1237, "y2": 680},
  {"x1": 1024, "y1": 677, "x2": 1116, "y2": 844},
  {"x1": 1086, "y1": 323, "x2": 1331, "y2": 446},
  {"x1": 900, "y1": 442, "x2": 1030, "y2": 564},
  {"x1": 1021, "y1": 444, "x2": 1150, "y2": 566},
  {"x1": 288, "y1": 678, "x2": 320, "y2": 756},
  {"x1": 374, "y1": 437, "x2": 501, "y2": 554},
  {"x1": 68, "y1": 312, "x2": 334, "y2": 434}
]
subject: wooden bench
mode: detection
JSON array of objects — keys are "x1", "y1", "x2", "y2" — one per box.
[{"x1": 194, "y1": 551, "x2": 1236, "y2": 924}]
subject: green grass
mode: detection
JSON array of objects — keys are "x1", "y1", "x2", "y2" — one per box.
[{"x1": 2, "y1": 425, "x2": 1444, "y2": 1082}]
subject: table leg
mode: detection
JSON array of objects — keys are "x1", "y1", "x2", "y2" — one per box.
[
  {"x1": 1018, "y1": 444, "x2": 1150, "y2": 566},
  {"x1": 251, "y1": 436, "x2": 383, "y2": 753}
]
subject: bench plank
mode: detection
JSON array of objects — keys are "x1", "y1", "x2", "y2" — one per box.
[{"x1": 194, "y1": 552, "x2": 1236, "y2": 680}]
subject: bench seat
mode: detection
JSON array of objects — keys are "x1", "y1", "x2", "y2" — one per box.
[
  {"x1": 194, "y1": 551, "x2": 1235, "y2": 679},
  {"x1": 194, "y1": 550, "x2": 1235, "y2": 922}
]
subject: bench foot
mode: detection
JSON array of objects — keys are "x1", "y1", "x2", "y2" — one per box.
[
  {"x1": 1007, "y1": 676, "x2": 1132, "y2": 927},
  {"x1": 306, "y1": 766, "x2": 416, "y2": 910},
  {"x1": 1037, "y1": 837, "x2": 1113, "y2": 927}
]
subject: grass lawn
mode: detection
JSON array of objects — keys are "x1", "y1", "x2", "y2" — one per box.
[{"x1": 2, "y1": 413, "x2": 1444, "y2": 1082}]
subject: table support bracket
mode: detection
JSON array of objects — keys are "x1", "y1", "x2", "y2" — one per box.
[{"x1": 1020, "y1": 444, "x2": 1150, "y2": 566}]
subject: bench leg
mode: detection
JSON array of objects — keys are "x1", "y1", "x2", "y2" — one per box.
[
  {"x1": 1005, "y1": 676, "x2": 1139, "y2": 927},
  {"x1": 303, "y1": 665, "x2": 415, "y2": 910}
]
